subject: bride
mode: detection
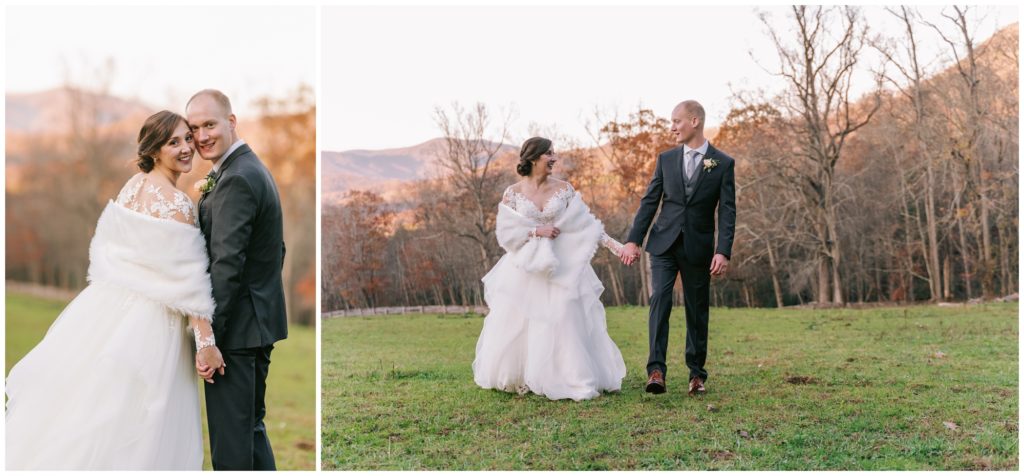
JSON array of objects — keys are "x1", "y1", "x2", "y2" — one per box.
[
  {"x1": 473, "y1": 137, "x2": 627, "y2": 401},
  {"x1": 5, "y1": 111, "x2": 223, "y2": 469}
]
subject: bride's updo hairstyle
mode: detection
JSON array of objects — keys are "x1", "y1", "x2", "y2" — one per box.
[
  {"x1": 516, "y1": 137, "x2": 553, "y2": 176},
  {"x1": 136, "y1": 110, "x2": 187, "y2": 173}
]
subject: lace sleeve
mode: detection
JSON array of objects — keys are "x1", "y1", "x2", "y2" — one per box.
[
  {"x1": 118, "y1": 174, "x2": 197, "y2": 225},
  {"x1": 601, "y1": 233, "x2": 624, "y2": 255},
  {"x1": 561, "y1": 182, "x2": 576, "y2": 210},
  {"x1": 115, "y1": 173, "x2": 145, "y2": 207},
  {"x1": 501, "y1": 185, "x2": 517, "y2": 211}
]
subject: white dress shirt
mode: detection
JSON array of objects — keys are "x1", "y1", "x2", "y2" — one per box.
[{"x1": 683, "y1": 139, "x2": 709, "y2": 179}]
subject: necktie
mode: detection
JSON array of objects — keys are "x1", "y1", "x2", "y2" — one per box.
[{"x1": 686, "y1": 150, "x2": 700, "y2": 179}]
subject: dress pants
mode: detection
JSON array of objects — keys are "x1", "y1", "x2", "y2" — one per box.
[
  {"x1": 646, "y1": 233, "x2": 711, "y2": 382},
  {"x1": 204, "y1": 345, "x2": 276, "y2": 470}
]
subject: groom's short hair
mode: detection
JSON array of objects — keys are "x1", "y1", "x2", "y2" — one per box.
[
  {"x1": 679, "y1": 100, "x2": 706, "y2": 128},
  {"x1": 187, "y1": 89, "x2": 233, "y2": 116}
]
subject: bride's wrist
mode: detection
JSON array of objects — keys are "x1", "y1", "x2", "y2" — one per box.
[{"x1": 193, "y1": 327, "x2": 216, "y2": 352}]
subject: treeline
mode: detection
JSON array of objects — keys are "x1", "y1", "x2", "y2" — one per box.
[
  {"x1": 6, "y1": 85, "x2": 318, "y2": 325},
  {"x1": 321, "y1": 7, "x2": 1018, "y2": 310}
]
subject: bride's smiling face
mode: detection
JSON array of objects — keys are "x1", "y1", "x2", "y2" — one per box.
[
  {"x1": 152, "y1": 121, "x2": 195, "y2": 176},
  {"x1": 530, "y1": 150, "x2": 557, "y2": 177},
  {"x1": 542, "y1": 150, "x2": 557, "y2": 173}
]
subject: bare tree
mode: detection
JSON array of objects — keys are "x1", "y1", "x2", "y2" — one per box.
[
  {"x1": 760, "y1": 5, "x2": 882, "y2": 304},
  {"x1": 431, "y1": 103, "x2": 513, "y2": 267},
  {"x1": 925, "y1": 6, "x2": 1000, "y2": 298},
  {"x1": 871, "y1": 6, "x2": 946, "y2": 301}
]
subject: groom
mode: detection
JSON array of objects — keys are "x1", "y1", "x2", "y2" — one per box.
[
  {"x1": 621, "y1": 100, "x2": 736, "y2": 396},
  {"x1": 188, "y1": 89, "x2": 288, "y2": 470}
]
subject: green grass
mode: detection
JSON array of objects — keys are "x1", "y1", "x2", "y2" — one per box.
[
  {"x1": 5, "y1": 292, "x2": 315, "y2": 470},
  {"x1": 322, "y1": 304, "x2": 1019, "y2": 470}
]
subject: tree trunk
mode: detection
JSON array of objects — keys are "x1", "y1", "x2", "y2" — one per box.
[
  {"x1": 818, "y1": 258, "x2": 831, "y2": 304},
  {"x1": 943, "y1": 254, "x2": 953, "y2": 301},
  {"x1": 639, "y1": 252, "x2": 652, "y2": 306},
  {"x1": 924, "y1": 157, "x2": 943, "y2": 301},
  {"x1": 998, "y1": 219, "x2": 1012, "y2": 296},
  {"x1": 605, "y1": 263, "x2": 624, "y2": 306},
  {"x1": 767, "y1": 242, "x2": 784, "y2": 308},
  {"x1": 957, "y1": 213, "x2": 973, "y2": 299},
  {"x1": 977, "y1": 162, "x2": 994, "y2": 298},
  {"x1": 827, "y1": 215, "x2": 845, "y2": 305}
]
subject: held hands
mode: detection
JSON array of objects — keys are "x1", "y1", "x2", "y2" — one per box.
[
  {"x1": 620, "y1": 242, "x2": 641, "y2": 266},
  {"x1": 195, "y1": 346, "x2": 226, "y2": 384},
  {"x1": 533, "y1": 225, "x2": 560, "y2": 239},
  {"x1": 710, "y1": 253, "x2": 730, "y2": 276}
]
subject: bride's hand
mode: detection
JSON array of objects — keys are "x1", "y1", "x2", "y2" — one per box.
[
  {"x1": 620, "y1": 242, "x2": 640, "y2": 266},
  {"x1": 533, "y1": 225, "x2": 560, "y2": 239},
  {"x1": 197, "y1": 346, "x2": 227, "y2": 382},
  {"x1": 195, "y1": 354, "x2": 215, "y2": 383}
]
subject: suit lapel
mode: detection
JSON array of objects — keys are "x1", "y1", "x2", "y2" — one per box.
[
  {"x1": 673, "y1": 147, "x2": 687, "y2": 191},
  {"x1": 197, "y1": 174, "x2": 213, "y2": 225},
  {"x1": 197, "y1": 144, "x2": 250, "y2": 226}
]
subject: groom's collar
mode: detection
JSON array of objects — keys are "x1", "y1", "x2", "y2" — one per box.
[
  {"x1": 211, "y1": 139, "x2": 246, "y2": 173},
  {"x1": 682, "y1": 140, "x2": 709, "y2": 157}
]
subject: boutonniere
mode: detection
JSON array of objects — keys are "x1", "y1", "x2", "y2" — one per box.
[
  {"x1": 195, "y1": 175, "x2": 217, "y2": 195},
  {"x1": 703, "y1": 158, "x2": 720, "y2": 172}
]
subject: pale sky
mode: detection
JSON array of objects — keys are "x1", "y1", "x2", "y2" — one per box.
[
  {"x1": 322, "y1": 5, "x2": 1018, "y2": 151},
  {"x1": 6, "y1": 6, "x2": 316, "y2": 117}
]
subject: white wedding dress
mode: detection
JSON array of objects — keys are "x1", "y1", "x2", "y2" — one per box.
[
  {"x1": 5, "y1": 173, "x2": 214, "y2": 470},
  {"x1": 473, "y1": 183, "x2": 627, "y2": 401}
]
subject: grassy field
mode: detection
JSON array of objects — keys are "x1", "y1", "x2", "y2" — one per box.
[
  {"x1": 5, "y1": 292, "x2": 316, "y2": 470},
  {"x1": 323, "y1": 303, "x2": 1018, "y2": 470}
]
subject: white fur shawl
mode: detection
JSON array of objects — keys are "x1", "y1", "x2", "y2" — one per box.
[
  {"x1": 496, "y1": 192, "x2": 606, "y2": 287},
  {"x1": 87, "y1": 201, "x2": 215, "y2": 321}
]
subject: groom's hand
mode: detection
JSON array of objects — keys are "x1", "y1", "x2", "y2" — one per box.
[
  {"x1": 620, "y1": 242, "x2": 641, "y2": 266},
  {"x1": 710, "y1": 253, "x2": 729, "y2": 276}
]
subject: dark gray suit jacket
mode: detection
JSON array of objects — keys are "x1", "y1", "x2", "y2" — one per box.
[
  {"x1": 627, "y1": 143, "x2": 736, "y2": 266},
  {"x1": 198, "y1": 144, "x2": 288, "y2": 350}
]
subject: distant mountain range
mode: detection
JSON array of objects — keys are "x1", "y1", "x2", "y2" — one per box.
[
  {"x1": 6, "y1": 87, "x2": 152, "y2": 135},
  {"x1": 4, "y1": 87, "x2": 267, "y2": 169},
  {"x1": 321, "y1": 138, "x2": 518, "y2": 203}
]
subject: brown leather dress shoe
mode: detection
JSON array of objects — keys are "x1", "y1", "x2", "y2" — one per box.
[
  {"x1": 646, "y1": 370, "x2": 666, "y2": 394},
  {"x1": 688, "y1": 377, "x2": 706, "y2": 396}
]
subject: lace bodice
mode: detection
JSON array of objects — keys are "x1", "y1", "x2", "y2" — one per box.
[
  {"x1": 502, "y1": 182, "x2": 576, "y2": 224},
  {"x1": 501, "y1": 181, "x2": 624, "y2": 255},
  {"x1": 115, "y1": 173, "x2": 197, "y2": 226}
]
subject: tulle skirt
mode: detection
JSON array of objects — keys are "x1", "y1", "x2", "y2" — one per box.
[
  {"x1": 5, "y1": 281, "x2": 203, "y2": 470},
  {"x1": 473, "y1": 255, "x2": 626, "y2": 401}
]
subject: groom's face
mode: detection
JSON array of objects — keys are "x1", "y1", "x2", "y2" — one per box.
[
  {"x1": 187, "y1": 95, "x2": 236, "y2": 162},
  {"x1": 670, "y1": 107, "x2": 697, "y2": 144}
]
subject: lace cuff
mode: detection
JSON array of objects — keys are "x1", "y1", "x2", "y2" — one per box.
[{"x1": 193, "y1": 327, "x2": 216, "y2": 351}]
